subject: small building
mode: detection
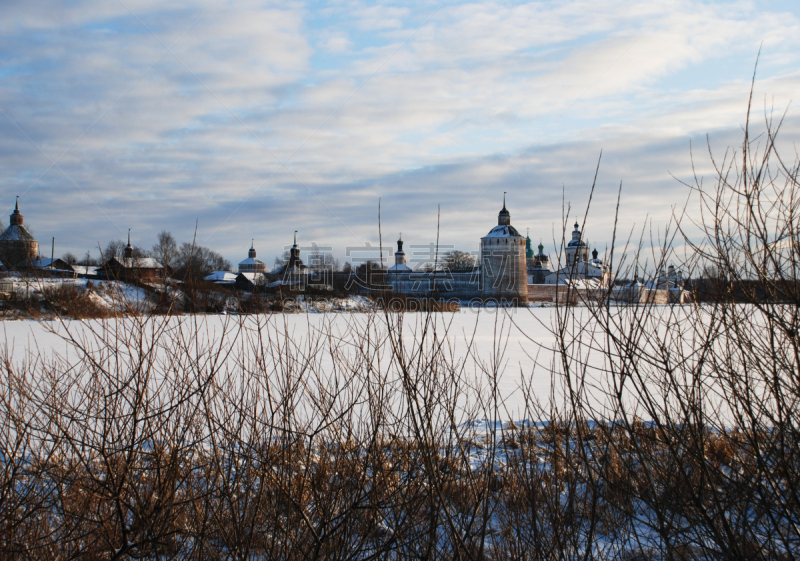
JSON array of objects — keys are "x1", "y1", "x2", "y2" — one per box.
[
  {"x1": 23, "y1": 257, "x2": 76, "y2": 278},
  {"x1": 99, "y1": 232, "x2": 165, "y2": 283},
  {"x1": 235, "y1": 272, "x2": 267, "y2": 291},
  {"x1": 0, "y1": 198, "x2": 38, "y2": 269}
]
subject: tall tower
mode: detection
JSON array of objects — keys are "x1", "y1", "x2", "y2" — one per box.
[
  {"x1": 480, "y1": 194, "x2": 527, "y2": 302},
  {"x1": 565, "y1": 221, "x2": 589, "y2": 266},
  {"x1": 0, "y1": 198, "x2": 39, "y2": 267}
]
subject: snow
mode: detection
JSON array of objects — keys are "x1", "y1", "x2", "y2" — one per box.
[
  {"x1": 0, "y1": 224, "x2": 35, "y2": 242},
  {"x1": 2, "y1": 276, "x2": 152, "y2": 313},
  {"x1": 0, "y1": 304, "x2": 747, "y2": 423},
  {"x1": 204, "y1": 271, "x2": 237, "y2": 283},
  {"x1": 71, "y1": 265, "x2": 100, "y2": 276},
  {"x1": 120, "y1": 257, "x2": 162, "y2": 269},
  {"x1": 0, "y1": 309, "x2": 558, "y2": 420},
  {"x1": 482, "y1": 225, "x2": 522, "y2": 238},
  {"x1": 387, "y1": 263, "x2": 412, "y2": 272}
]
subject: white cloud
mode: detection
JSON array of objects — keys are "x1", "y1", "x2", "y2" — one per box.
[{"x1": 0, "y1": 0, "x2": 798, "y2": 265}]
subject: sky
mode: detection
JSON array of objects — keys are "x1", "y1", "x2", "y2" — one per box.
[{"x1": 1, "y1": 0, "x2": 799, "y2": 270}]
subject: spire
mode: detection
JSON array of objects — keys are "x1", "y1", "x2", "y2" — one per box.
[
  {"x1": 248, "y1": 239, "x2": 257, "y2": 259},
  {"x1": 498, "y1": 193, "x2": 511, "y2": 226},
  {"x1": 592, "y1": 247, "x2": 598, "y2": 260},
  {"x1": 9, "y1": 196, "x2": 23, "y2": 226},
  {"x1": 289, "y1": 230, "x2": 300, "y2": 268},
  {"x1": 525, "y1": 229, "x2": 533, "y2": 258},
  {"x1": 124, "y1": 229, "x2": 133, "y2": 259},
  {"x1": 397, "y1": 233, "x2": 404, "y2": 253}
]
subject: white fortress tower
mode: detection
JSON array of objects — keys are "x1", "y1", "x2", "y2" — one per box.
[{"x1": 480, "y1": 195, "x2": 528, "y2": 302}]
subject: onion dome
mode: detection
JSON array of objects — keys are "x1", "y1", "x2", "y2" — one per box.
[{"x1": 568, "y1": 220, "x2": 586, "y2": 248}]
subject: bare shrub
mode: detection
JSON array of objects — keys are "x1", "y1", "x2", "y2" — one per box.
[{"x1": 0, "y1": 77, "x2": 797, "y2": 560}]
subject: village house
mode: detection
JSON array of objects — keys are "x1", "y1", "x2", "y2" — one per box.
[{"x1": 99, "y1": 232, "x2": 165, "y2": 283}]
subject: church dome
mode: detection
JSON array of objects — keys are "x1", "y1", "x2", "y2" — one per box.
[
  {"x1": 567, "y1": 221, "x2": 586, "y2": 248},
  {"x1": 483, "y1": 194, "x2": 522, "y2": 238}
]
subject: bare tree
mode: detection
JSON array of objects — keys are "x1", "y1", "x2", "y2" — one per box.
[
  {"x1": 103, "y1": 239, "x2": 148, "y2": 262},
  {"x1": 442, "y1": 250, "x2": 477, "y2": 269},
  {"x1": 152, "y1": 230, "x2": 178, "y2": 270},
  {"x1": 173, "y1": 242, "x2": 231, "y2": 282},
  {"x1": 274, "y1": 249, "x2": 290, "y2": 268},
  {"x1": 307, "y1": 251, "x2": 339, "y2": 272}
]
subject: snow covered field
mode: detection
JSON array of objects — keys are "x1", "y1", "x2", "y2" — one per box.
[
  {"x1": 0, "y1": 308, "x2": 561, "y2": 418},
  {"x1": 0, "y1": 304, "x2": 710, "y2": 422}
]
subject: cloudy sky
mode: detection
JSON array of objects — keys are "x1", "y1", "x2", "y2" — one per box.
[{"x1": 1, "y1": 0, "x2": 798, "y2": 268}]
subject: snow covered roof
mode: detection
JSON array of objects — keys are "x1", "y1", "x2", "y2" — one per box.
[
  {"x1": 483, "y1": 224, "x2": 522, "y2": 238},
  {"x1": 29, "y1": 257, "x2": 73, "y2": 270},
  {"x1": 110, "y1": 257, "x2": 163, "y2": 269},
  {"x1": 238, "y1": 257, "x2": 265, "y2": 267},
  {"x1": 204, "y1": 271, "x2": 237, "y2": 283},
  {"x1": 271, "y1": 262, "x2": 307, "y2": 276},
  {"x1": 388, "y1": 263, "x2": 413, "y2": 272},
  {"x1": 237, "y1": 272, "x2": 268, "y2": 283},
  {"x1": 0, "y1": 224, "x2": 35, "y2": 243},
  {"x1": 72, "y1": 265, "x2": 100, "y2": 276}
]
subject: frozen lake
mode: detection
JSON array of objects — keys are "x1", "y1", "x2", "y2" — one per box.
[{"x1": 0, "y1": 305, "x2": 737, "y2": 423}]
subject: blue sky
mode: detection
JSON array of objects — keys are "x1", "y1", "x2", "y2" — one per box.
[{"x1": 1, "y1": 0, "x2": 799, "y2": 267}]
